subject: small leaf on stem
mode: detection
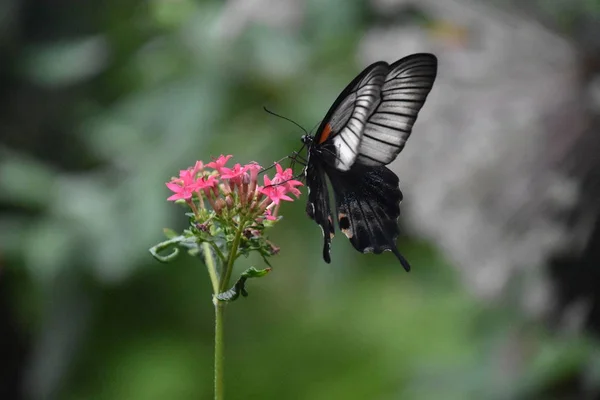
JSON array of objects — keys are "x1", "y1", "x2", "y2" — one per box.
[
  {"x1": 149, "y1": 236, "x2": 186, "y2": 262},
  {"x1": 215, "y1": 267, "x2": 272, "y2": 302}
]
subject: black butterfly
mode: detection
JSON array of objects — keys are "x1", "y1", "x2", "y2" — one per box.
[{"x1": 299, "y1": 53, "x2": 438, "y2": 271}]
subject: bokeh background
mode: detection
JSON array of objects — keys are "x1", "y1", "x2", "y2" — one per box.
[{"x1": 2, "y1": 0, "x2": 600, "y2": 399}]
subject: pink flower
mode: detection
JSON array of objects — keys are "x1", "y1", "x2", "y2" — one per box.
[
  {"x1": 274, "y1": 163, "x2": 292, "y2": 182},
  {"x1": 206, "y1": 154, "x2": 233, "y2": 173},
  {"x1": 221, "y1": 163, "x2": 247, "y2": 184},
  {"x1": 194, "y1": 175, "x2": 217, "y2": 190},
  {"x1": 260, "y1": 175, "x2": 293, "y2": 205},
  {"x1": 272, "y1": 163, "x2": 303, "y2": 198},
  {"x1": 176, "y1": 169, "x2": 196, "y2": 186},
  {"x1": 166, "y1": 178, "x2": 195, "y2": 201},
  {"x1": 166, "y1": 169, "x2": 200, "y2": 201},
  {"x1": 244, "y1": 162, "x2": 262, "y2": 181},
  {"x1": 245, "y1": 161, "x2": 262, "y2": 196}
]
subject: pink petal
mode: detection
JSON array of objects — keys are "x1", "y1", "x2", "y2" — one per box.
[
  {"x1": 263, "y1": 175, "x2": 273, "y2": 186},
  {"x1": 166, "y1": 182, "x2": 183, "y2": 192},
  {"x1": 288, "y1": 187, "x2": 302, "y2": 198},
  {"x1": 275, "y1": 163, "x2": 284, "y2": 175},
  {"x1": 191, "y1": 161, "x2": 204, "y2": 175},
  {"x1": 279, "y1": 194, "x2": 293, "y2": 202},
  {"x1": 206, "y1": 154, "x2": 233, "y2": 171}
]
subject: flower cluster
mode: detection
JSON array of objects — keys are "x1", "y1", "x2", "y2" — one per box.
[
  {"x1": 162, "y1": 154, "x2": 302, "y2": 265},
  {"x1": 166, "y1": 154, "x2": 302, "y2": 222}
]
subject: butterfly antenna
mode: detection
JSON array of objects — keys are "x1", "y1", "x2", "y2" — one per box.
[
  {"x1": 263, "y1": 107, "x2": 309, "y2": 136},
  {"x1": 259, "y1": 154, "x2": 297, "y2": 175},
  {"x1": 262, "y1": 107, "x2": 309, "y2": 179},
  {"x1": 263, "y1": 173, "x2": 305, "y2": 190}
]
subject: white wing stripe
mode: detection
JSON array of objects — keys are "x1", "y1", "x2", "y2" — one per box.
[
  {"x1": 369, "y1": 116, "x2": 411, "y2": 132},
  {"x1": 356, "y1": 54, "x2": 437, "y2": 167}
]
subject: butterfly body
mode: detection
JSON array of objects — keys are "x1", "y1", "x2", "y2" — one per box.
[{"x1": 302, "y1": 53, "x2": 438, "y2": 270}]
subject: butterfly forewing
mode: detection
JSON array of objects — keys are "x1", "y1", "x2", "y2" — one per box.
[
  {"x1": 314, "y1": 63, "x2": 388, "y2": 171},
  {"x1": 356, "y1": 53, "x2": 437, "y2": 166}
]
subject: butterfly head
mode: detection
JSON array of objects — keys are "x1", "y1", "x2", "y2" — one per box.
[{"x1": 301, "y1": 134, "x2": 313, "y2": 146}]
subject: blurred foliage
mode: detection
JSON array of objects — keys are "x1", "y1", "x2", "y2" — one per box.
[{"x1": 2, "y1": 0, "x2": 600, "y2": 399}]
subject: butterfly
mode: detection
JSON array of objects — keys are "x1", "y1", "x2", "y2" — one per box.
[{"x1": 298, "y1": 53, "x2": 438, "y2": 271}]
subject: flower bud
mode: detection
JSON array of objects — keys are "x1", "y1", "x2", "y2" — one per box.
[
  {"x1": 214, "y1": 198, "x2": 226, "y2": 214},
  {"x1": 225, "y1": 195, "x2": 234, "y2": 209},
  {"x1": 239, "y1": 181, "x2": 248, "y2": 206},
  {"x1": 269, "y1": 243, "x2": 280, "y2": 255},
  {"x1": 242, "y1": 173, "x2": 250, "y2": 186},
  {"x1": 241, "y1": 174, "x2": 250, "y2": 200},
  {"x1": 249, "y1": 200, "x2": 257, "y2": 211}
]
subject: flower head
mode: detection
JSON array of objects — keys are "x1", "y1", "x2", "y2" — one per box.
[
  {"x1": 166, "y1": 177, "x2": 195, "y2": 201},
  {"x1": 271, "y1": 163, "x2": 303, "y2": 198},
  {"x1": 260, "y1": 175, "x2": 293, "y2": 205},
  {"x1": 274, "y1": 163, "x2": 292, "y2": 181},
  {"x1": 176, "y1": 169, "x2": 196, "y2": 185},
  {"x1": 221, "y1": 163, "x2": 247, "y2": 184},
  {"x1": 244, "y1": 162, "x2": 262, "y2": 182},
  {"x1": 195, "y1": 175, "x2": 217, "y2": 190},
  {"x1": 206, "y1": 154, "x2": 233, "y2": 173}
]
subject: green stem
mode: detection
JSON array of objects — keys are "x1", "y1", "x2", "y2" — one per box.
[
  {"x1": 204, "y1": 241, "x2": 225, "y2": 400},
  {"x1": 202, "y1": 242, "x2": 219, "y2": 294},
  {"x1": 219, "y1": 219, "x2": 246, "y2": 292},
  {"x1": 214, "y1": 300, "x2": 225, "y2": 400},
  {"x1": 209, "y1": 241, "x2": 227, "y2": 263},
  {"x1": 211, "y1": 219, "x2": 246, "y2": 400}
]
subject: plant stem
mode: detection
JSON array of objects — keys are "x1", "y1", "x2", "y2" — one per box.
[
  {"x1": 214, "y1": 300, "x2": 225, "y2": 400},
  {"x1": 202, "y1": 242, "x2": 219, "y2": 294},
  {"x1": 219, "y1": 219, "x2": 246, "y2": 292},
  {"x1": 209, "y1": 242, "x2": 227, "y2": 263},
  {"x1": 201, "y1": 241, "x2": 224, "y2": 399},
  {"x1": 211, "y1": 219, "x2": 246, "y2": 400}
]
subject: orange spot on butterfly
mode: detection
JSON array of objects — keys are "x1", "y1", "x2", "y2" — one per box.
[{"x1": 318, "y1": 123, "x2": 332, "y2": 144}]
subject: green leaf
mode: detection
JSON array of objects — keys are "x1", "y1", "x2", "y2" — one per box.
[
  {"x1": 149, "y1": 235, "x2": 192, "y2": 263},
  {"x1": 163, "y1": 228, "x2": 179, "y2": 239},
  {"x1": 215, "y1": 267, "x2": 271, "y2": 302}
]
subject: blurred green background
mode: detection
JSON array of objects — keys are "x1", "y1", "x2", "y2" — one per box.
[{"x1": 2, "y1": 0, "x2": 600, "y2": 399}]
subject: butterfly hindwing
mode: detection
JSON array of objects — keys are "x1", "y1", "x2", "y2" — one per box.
[
  {"x1": 326, "y1": 164, "x2": 411, "y2": 271},
  {"x1": 357, "y1": 53, "x2": 437, "y2": 166},
  {"x1": 305, "y1": 160, "x2": 335, "y2": 263}
]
